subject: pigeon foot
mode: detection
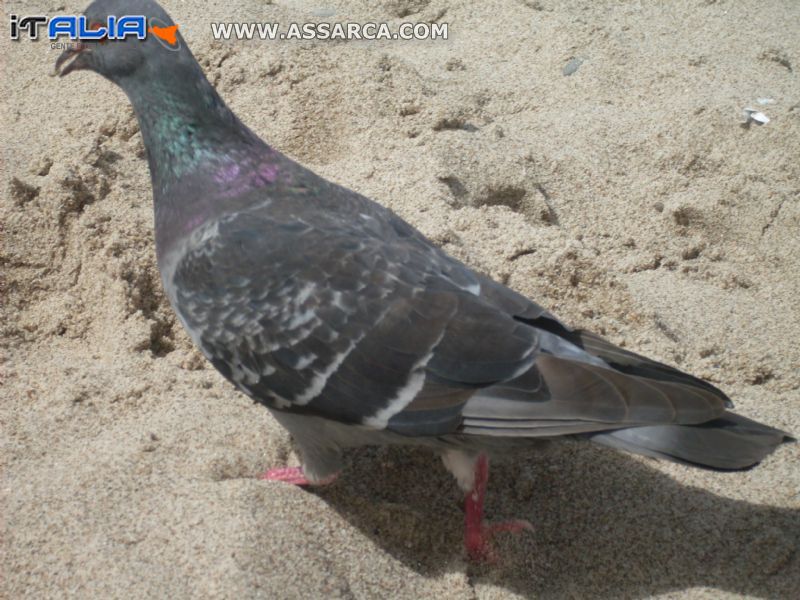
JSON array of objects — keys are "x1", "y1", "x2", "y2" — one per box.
[
  {"x1": 464, "y1": 454, "x2": 533, "y2": 563},
  {"x1": 465, "y1": 518, "x2": 534, "y2": 563},
  {"x1": 259, "y1": 466, "x2": 338, "y2": 486}
]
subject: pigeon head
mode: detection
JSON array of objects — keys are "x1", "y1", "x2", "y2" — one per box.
[
  {"x1": 55, "y1": 0, "x2": 184, "y2": 83},
  {"x1": 54, "y1": 0, "x2": 246, "y2": 193}
]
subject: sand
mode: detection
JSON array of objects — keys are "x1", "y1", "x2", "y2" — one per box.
[{"x1": 3, "y1": 0, "x2": 799, "y2": 597}]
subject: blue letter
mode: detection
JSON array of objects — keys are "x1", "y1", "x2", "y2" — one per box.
[
  {"x1": 77, "y1": 15, "x2": 107, "y2": 39},
  {"x1": 116, "y1": 15, "x2": 146, "y2": 39},
  {"x1": 48, "y1": 16, "x2": 77, "y2": 39}
]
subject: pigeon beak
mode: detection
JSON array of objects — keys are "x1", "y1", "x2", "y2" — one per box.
[{"x1": 54, "y1": 44, "x2": 91, "y2": 77}]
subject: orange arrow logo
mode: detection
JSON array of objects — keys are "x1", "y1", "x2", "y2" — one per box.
[{"x1": 149, "y1": 24, "x2": 179, "y2": 46}]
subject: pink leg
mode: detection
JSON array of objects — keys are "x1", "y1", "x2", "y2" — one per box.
[
  {"x1": 259, "y1": 466, "x2": 338, "y2": 487},
  {"x1": 259, "y1": 466, "x2": 313, "y2": 486},
  {"x1": 464, "y1": 454, "x2": 533, "y2": 562}
]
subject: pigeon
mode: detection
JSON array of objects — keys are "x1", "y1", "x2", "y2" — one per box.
[{"x1": 56, "y1": 0, "x2": 793, "y2": 561}]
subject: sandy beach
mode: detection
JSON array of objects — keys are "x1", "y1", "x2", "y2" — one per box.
[{"x1": 3, "y1": 0, "x2": 799, "y2": 597}]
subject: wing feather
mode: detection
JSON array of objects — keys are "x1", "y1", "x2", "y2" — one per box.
[{"x1": 171, "y1": 196, "x2": 733, "y2": 441}]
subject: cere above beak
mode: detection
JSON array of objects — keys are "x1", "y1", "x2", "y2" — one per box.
[{"x1": 54, "y1": 44, "x2": 91, "y2": 77}]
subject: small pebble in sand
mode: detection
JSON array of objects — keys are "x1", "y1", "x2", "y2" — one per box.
[
  {"x1": 743, "y1": 108, "x2": 770, "y2": 125},
  {"x1": 563, "y1": 57, "x2": 584, "y2": 76}
]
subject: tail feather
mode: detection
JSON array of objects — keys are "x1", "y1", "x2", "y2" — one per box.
[
  {"x1": 472, "y1": 316, "x2": 793, "y2": 470},
  {"x1": 574, "y1": 329, "x2": 732, "y2": 405},
  {"x1": 520, "y1": 317, "x2": 732, "y2": 406},
  {"x1": 588, "y1": 412, "x2": 794, "y2": 471}
]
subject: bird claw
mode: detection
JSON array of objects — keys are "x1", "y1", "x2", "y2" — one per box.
[
  {"x1": 259, "y1": 466, "x2": 312, "y2": 485},
  {"x1": 485, "y1": 519, "x2": 534, "y2": 535},
  {"x1": 462, "y1": 454, "x2": 534, "y2": 563},
  {"x1": 466, "y1": 519, "x2": 534, "y2": 563},
  {"x1": 258, "y1": 466, "x2": 338, "y2": 487}
]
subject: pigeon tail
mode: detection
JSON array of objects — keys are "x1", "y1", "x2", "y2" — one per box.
[{"x1": 586, "y1": 412, "x2": 794, "y2": 471}]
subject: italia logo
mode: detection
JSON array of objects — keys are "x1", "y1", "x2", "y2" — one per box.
[{"x1": 9, "y1": 14, "x2": 181, "y2": 50}]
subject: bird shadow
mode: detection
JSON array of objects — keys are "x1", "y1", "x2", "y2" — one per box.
[{"x1": 309, "y1": 442, "x2": 798, "y2": 598}]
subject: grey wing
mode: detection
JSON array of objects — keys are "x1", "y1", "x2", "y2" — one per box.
[
  {"x1": 173, "y1": 208, "x2": 730, "y2": 440},
  {"x1": 456, "y1": 274, "x2": 731, "y2": 437},
  {"x1": 171, "y1": 209, "x2": 536, "y2": 431}
]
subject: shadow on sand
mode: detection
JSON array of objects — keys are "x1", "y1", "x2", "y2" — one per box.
[{"x1": 312, "y1": 442, "x2": 798, "y2": 598}]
